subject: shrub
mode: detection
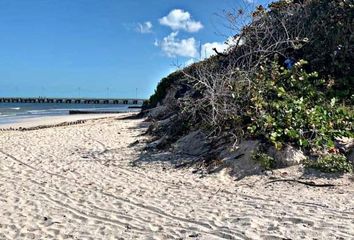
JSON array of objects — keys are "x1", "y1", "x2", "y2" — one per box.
[
  {"x1": 247, "y1": 60, "x2": 354, "y2": 152},
  {"x1": 148, "y1": 71, "x2": 185, "y2": 108},
  {"x1": 252, "y1": 152, "x2": 276, "y2": 170},
  {"x1": 305, "y1": 154, "x2": 353, "y2": 173}
]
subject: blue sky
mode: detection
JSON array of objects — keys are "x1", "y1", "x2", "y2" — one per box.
[{"x1": 0, "y1": 0, "x2": 271, "y2": 98}]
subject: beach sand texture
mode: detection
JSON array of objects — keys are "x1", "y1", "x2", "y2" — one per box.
[{"x1": 0, "y1": 115, "x2": 353, "y2": 239}]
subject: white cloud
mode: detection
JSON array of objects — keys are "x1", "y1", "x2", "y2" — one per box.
[
  {"x1": 158, "y1": 32, "x2": 198, "y2": 58},
  {"x1": 201, "y1": 37, "x2": 243, "y2": 59},
  {"x1": 136, "y1": 21, "x2": 153, "y2": 33},
  {"x1": 159, "y1": 9, "x2": 203, "y2": 33},
  {"x1": 201, "y1": 41, "x2": 228, "y2": 59}
]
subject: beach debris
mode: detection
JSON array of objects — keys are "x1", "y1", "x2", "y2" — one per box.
[
  {"x1": 266, "y1": 179, "x2": 337, "y2": 187},
  {"x1": 0, "y1": 120, "x2": 87, "y2": 132},
  {"x1": 188, "y1": 233, "x2": 200, "y2": 238},
  {"x1": 42, "y1": 216, "x2": 60, "y2": 227},
  {"x1": 128, "y1": 140, "x2": 140, "y2": 147}
]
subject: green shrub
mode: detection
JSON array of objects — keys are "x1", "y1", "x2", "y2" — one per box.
[
  {"x1": 305, "y1": 154, "x2": 353, "y2": 173},
  {"x1": 246, "y1": 60, "x2": 354, "y2": 152},
  {"x1": 252, "y1": 152, "x2": 276, "y2": 170},
  {"x1": 269, "y1": 0, "x2": 354, "y2": 101},
  {"x1": 148, "y1": 71, "x2": 185, "y2": 108}
]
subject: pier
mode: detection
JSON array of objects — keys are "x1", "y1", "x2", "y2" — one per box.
[{"x1": 0, "y1": 97, "x2": 146, "y2": 105}]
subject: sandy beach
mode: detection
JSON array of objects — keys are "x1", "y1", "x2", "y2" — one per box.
[{"x1": 0, "y1": 114, "x2": 353, "y2": 240}]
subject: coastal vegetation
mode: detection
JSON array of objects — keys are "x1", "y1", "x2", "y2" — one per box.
[{"x1": 145, "y1": 0, "x2": 354, "y2": 174}]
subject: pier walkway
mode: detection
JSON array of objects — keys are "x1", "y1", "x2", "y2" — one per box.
[{"x1": 0, "y1": 97, "x2": 145, "y2": 105}]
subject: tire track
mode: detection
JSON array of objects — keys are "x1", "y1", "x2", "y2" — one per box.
[
  {"x1": 0, "y1": 173, "x2": 147, "y2": 234},
  {"x1": 0, "y1": 149, "x2": 240, "y2": 239}
]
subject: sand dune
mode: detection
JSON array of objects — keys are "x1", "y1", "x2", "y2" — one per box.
[{"x1": 0, "y1": 115, "x2": 353, "y2": 239}]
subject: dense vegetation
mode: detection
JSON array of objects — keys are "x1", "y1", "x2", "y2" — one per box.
[
  {"x1": 148, "y1": 71, "x2": 185, "y2": 108},
  {"x1": 146, "y1": 0, "x2": 354, "y2": 173}
]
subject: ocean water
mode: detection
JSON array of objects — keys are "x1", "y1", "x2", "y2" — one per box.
[{"x1": 0, "y1": 102, "x2": 138, "y2": 125}]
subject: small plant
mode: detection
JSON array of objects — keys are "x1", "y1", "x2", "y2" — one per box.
[
  {"x1": 252, "y1": 152, "x2": 276, "y2": 170},
  {"x1": 305, "y1": 154, "x2": 353, "y2": 173}
]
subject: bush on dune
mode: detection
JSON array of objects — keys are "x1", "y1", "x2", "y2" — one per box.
[{"x1": 147, "y1": 0, "x2": 354, "y2": 173}]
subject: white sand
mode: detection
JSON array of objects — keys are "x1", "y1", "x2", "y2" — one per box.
[{"x1": 0, "y1": 115, "x2": 353, "y2": 239}]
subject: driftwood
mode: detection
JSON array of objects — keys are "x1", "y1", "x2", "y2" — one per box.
[
  {"x1": 0, "y1": 120, "x2": 87, "y2": 132},
  {"x1": 266, "y1": 179, "x2": 337, "y2": 187}
]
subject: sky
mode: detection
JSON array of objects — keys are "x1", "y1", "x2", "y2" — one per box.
[{"x1": 0, "y1": 0, "x2": 272, "y2": 99}]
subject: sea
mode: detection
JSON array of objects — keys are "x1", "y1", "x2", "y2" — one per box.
[{"x1": 0, "y1": 102, "x2": 139, "y2": 125}]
